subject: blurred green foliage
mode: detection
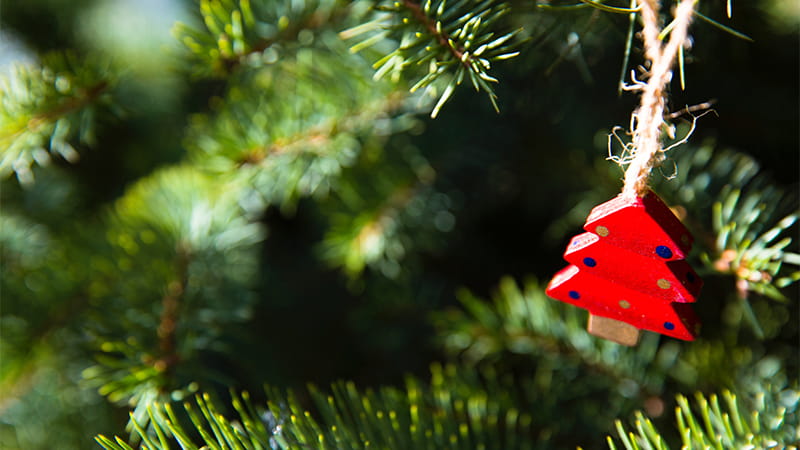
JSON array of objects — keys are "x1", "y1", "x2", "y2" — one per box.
[
  {"x1": 0, "y1": 1, "x2": 797, "y2": 449},
  {"x1": 0, "y1": 52, "x2": 118, "y2": 183},
  {"x1": 610, "y1": 388, "x2": 799, "y2": 449},
  {"x1": 341, "y1": 0, "x2": 522, "y2": 117}
]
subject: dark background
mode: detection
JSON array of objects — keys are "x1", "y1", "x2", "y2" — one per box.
[{"x1": 1, "y1": 1, "x2": 797, "y2": 447}]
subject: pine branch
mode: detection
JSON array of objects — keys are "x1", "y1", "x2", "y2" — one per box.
[
  {"x1": 402, "y1": 0, "x2": 469, "y2": 65},
  {"x1": 341, "y1": 0, "x2": 522, "y2": 117},
  {"x1": 710, "y1": 190, "x2": 798, "y2": 303},
  {"x1": 81, "y1": 166, "x2": 265, "y2": 420},
  {"x1": 433, "y1": 277, "x2": 673, "y2": 391},
  {"x1": 0, "y1": 52, "x2": 117, "y2": 184},
  {"x1": 173, "y1": 0, "x2": 347, "y2": 78},
  {"x1": 609, "y1": 388, "x2": 799, "y2": 449},
  {"x1": 317, "y1": 150, "x2": 448, "y2": 279},
  {"x1": 320, "y1": 181, "x2": 419, "y2": 278},
  {"x1": 97, "y1": 364, "x2": 541, "y2": 450},
  {"x1": 649, "y1": 142, "x2": 799, "y2": 334},
  {"x1": 154, "y1": 248, "x2": 191, "y2": 378},
  {"x1": 0, "y1": 210, "x2": 92, "y2": 386},
  {"x1": 99, "y1": 357, "x2": 799, "y2": 450},
  {"x1": 434, "y1": 271, "x2": 799, "y2": 398},
  {"x1": 186, "y1": 39, "x2": 417, "y2": 212}
]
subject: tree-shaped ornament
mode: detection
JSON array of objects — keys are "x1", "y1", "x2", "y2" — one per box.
[
  {"x1": 546, "y1": 0, "x2": 702, "y2": 346},
  {"x1": 546, "y1": 191, "x2": 703, "y2": 345}
]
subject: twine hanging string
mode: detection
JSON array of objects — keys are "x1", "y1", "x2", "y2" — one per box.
[{"x1": 620, "y1": 0, "x2": 695, "y2": 200}]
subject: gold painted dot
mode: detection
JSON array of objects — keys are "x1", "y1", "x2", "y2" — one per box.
[
  {"x1": 681, "y1": 234, "x2": 690, "y2": 245},
  {"x1": 618, "y1": 300, "x2": 631, "y2": 309},
  {"x1": 595, "y1": 226, "x2": 609, "y2": 237},
  {"x1": 657, "y1": 279, "x2": 671, "y2": 289},
  {"x1": 694, "y1": 323, "x2": 702, "y2": 334}
]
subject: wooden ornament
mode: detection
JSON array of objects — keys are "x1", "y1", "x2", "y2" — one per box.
[
  {"x1": 587, "y1": 315, "x2": 641, "y2": 346},
  {"x1": 563, "y1": 232, "x2": 702, "y2": 303},
  {"x1": 546, "y1": 190, "x2": 702, "y2": 345},
  {"x1": 584, "y1": 191, "x2": 693, "y2": 260}
]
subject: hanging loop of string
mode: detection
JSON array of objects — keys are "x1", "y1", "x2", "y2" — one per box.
[{"x1": 620, "y1": 0, "x2": 695, "y2": 200}]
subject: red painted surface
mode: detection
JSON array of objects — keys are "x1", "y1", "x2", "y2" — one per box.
[
  {"x1": 546, "y1": 191, "x2": 702, "y2": 341},
  {"x1": 547, "y1": 265, "x2": 700, "y2": 340},
  {"x1": 563, "y1": 232, "x2": 702, "y2": 303},
  {"x1": 583, "y1": 191, "x2": 693, "y2": 260}
]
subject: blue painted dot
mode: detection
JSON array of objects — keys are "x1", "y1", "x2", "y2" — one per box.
[
  {"x1": 686, "y1": 271, "x2": 696, "y2": 283},
  {"x1": 655, "y1": 246, "x2": 673, "y2": 259},
  {"x1": 568, "y1": 290, "x2": 581, "y2": 300},
  {"x1": 583, "y1": 257, "x2": 597, "y2": 267},
  {"x1": 664, "y1": 322, "x2": 676, "y2": 330}
]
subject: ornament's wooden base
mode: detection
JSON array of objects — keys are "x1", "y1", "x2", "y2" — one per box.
[{"x1": 588, "y1": 314, "x2": 641, "y2": 346}]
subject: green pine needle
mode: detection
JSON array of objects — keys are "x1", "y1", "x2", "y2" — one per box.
[
  {"x1": 693, "y1": 9, "x2": 754, "y2": 42},
  {"x1": 97, "y1": 365, "x2": 541, "y2": 450},
  {"x1": 173, "y1": 0, "x2": 343, "y2": 78},
  {"x1": 82, "y1": 166, "x2": 264, "y2": 416},
  {"x1": 610, "y1": 389, "x2": 799, "y2": 449},
  {"x1": 652, "y1": 143, "x2": 799, "y2": 310},
  {"x1": 578, "y1": 0, "x2": 639, "y2": 14},
  {"x1": 0, "y1": 52, "x2": 117, "y2": 184},
  {"x1": 341, "y1": 0, "x2": 522, "y2": 118}
]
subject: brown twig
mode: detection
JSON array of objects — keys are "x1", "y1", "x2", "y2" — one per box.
[
  {"x1": 237, "y1": 92, "x2": 407, "y2": 167},
  {"x1": 25, "y1": 81, "x2": 109, "y2": 132},
  {"x1": 401, "y1": 0, "x2": 469, "y2": 68},
  {"x1": 664, "y1": 99, "x2": 717, "y2": 120},
  {"x1": 218, "y1": 9, "x2": 345, "y2": 75},
  {"x1": 153, "y1": 248, "x2": 191, "y2": 376},
  {"x1": 1, "y1": 80, "x2": 109, "y2": 145}
]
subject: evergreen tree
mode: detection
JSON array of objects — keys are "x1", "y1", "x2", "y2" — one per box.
[{"x1": 1, "y1": 1, "x2": 798, "y2": 449}]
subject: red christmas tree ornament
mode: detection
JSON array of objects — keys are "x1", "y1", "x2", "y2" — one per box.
[
  {"x1": 544, "y1": 0, "x2": 702, "y2": 345},
  {"x1": 546, "y1": 190, "x2": 703, "y2": 346}
]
